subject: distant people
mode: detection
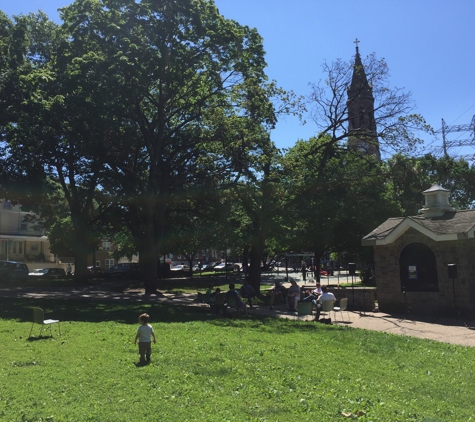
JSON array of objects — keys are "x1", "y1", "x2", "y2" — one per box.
[
  {"x1": 226, "y1": 283, "x2": 248, "y2": 316},
  {"x1": 134, "y1": 313, "x2": 156, "y2": 366},
  {"x1": 268, "y1": 280, "x2": 287, "y2": 310},
  {"x1": 205, "y1": 284, "x2": 213, "y2": 297},
  {"x1": 287, "y1": 278, "x2": 301, "y2": 312},
  {"x1": 66, "y1": 264, "x2": 72, "y2": 277},
  {"x1": 198, "y1": 261, "x2": 203, "y2": 273},
  {"x1": 315, "y1": 285, "x2": 336, "y2": 321},
  {"x1": 240, "y1": 279, "x2": 257, "y2": 308},
  {"x1": 301, "y1": 261, "x2": 307, "y2": 281}
]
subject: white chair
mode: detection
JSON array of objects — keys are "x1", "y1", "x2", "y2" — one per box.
[
  {"x1": 319, "y1": 300, "x2": 335, "y2": 323},
  {"x1": 333, "y1": 298, "x2": 350, "y2": 322},
  {"x1": 29, "y1": 307, "x2": 61, "y2": 338}
]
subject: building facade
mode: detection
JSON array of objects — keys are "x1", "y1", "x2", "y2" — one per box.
[
  {"x1": 0, "y1": 200, "x2": 53, "y2": 263},
  {"x1": 362, "y1": 185, "x2": 475, "y2": 318}
]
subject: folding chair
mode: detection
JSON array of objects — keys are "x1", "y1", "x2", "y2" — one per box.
[
  {"x1": 226, "y1": 294, "x2": 248, "y2": 317},
  {"x1": 29, "y1": 307, "x2": 61, "y2": 338},
  {"x1": 297, "y1": 301, "x2": 313, "y2": 317},
  {"x1": 319, "y1": 300, "x2": 335, "y2": 323},
  {"x1": 333, "y1": 298, "x2": 350, "y2": 322}
]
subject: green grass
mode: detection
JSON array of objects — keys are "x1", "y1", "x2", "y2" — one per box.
[{"x1": 1, "y1": 298, "x2": 474, "y2": 421}]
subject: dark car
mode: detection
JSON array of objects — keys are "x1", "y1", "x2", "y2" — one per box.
[
  {"x1": 205, "y1": 262, "x2": 220, "y2": 271},
  {"x1": 29, "y1": 268, "x2": 66, "y2": 279},
  {"x1": 87, "y1": 266, "x2": 105, "y2": 279},
  {"x1": 0, "y1": 260, "x2": 29, "y2": 283},
  {"x1": 104, "y1": 263, "x2": 142, "y2": 279}
]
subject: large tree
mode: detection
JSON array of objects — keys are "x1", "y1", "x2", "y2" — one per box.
[
  {"x1": 54, "y1": 0, "x2": 277, "y2": 292},
  {"x1": 0, "y1": 11, "x2": 116, "y2": 279}
]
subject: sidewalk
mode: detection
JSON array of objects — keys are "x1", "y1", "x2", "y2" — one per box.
[{"x1": 1, "y1": 280, "x2": 475, "y2": 348}]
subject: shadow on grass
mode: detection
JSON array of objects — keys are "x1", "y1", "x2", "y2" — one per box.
[
  {"x1": 27, "y1": 335, "x2": 55, "y2": 341},
  {"x1": 0, "y1": 297, "x2": 331, "y2": 335}
]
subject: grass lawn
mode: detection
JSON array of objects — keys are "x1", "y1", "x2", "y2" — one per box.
[{"x1": 1, "y1": 297, "x2": 474, "y2": 421}]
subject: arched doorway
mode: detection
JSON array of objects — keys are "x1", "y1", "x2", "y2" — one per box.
[{"x1": 399, "y1": 242, "x2": 438, "y2": 292}]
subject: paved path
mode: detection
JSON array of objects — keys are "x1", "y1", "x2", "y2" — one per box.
[{"x1": 1, "y1": 280, "x2": 475, "y2": 348}]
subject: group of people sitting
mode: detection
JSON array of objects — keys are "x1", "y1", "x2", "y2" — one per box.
[
  {"x1": 203, "y1": 277, "x2": 337, "y2": 321},
  {"x1": 268, "y1": 278, "x2": 336, "y2": 320},
  {"x1": 205, "y1": 280, "x2": 257, "y2": 317}
]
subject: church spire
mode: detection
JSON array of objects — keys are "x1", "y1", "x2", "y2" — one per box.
[{"x1": 347, "y1": 40, "x2": 381, "y2": 161}]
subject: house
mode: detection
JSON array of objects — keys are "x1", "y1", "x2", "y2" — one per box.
[
  {"x1": 0, "y1": 200, "x2": 53, "y2": 263},
  {"x1": 362, "y1": 185, "x2": 475, "y2": 317}
]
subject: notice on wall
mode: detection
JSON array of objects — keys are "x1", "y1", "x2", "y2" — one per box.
[{"x1": 408, "y1": 265, "x2": 417, "y2": 280}]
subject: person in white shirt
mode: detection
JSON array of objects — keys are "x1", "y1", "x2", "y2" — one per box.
[
  {"x1": 134, "y1": 313, "x2": 156, "y2": 365},
  {"x1": 303, "y1": 282, "x2": 322, "y2": 305},
  {"x1": 315, "y1": 286, "x2": 336, "y2": 321}
]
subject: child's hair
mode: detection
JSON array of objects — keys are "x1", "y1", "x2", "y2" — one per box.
[{"x1": 139, "y1": 313, "x2": 150, "y2": 324}]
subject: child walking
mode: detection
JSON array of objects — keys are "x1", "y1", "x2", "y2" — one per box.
[{"x1": 134, "y1": 313, "x2": 156, "y2": 365}]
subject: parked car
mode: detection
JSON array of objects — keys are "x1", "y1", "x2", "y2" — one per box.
[
  {"x1": 192, "y1": 263, "x2": 209, "y2": 272},
  {"x1": 87, "y1": 266, "x2": 105, "y2": 279},
  {"x1": 213, "y1": 262, "x2": 235, "y2": 272},
  {"x1": 205, "y1": 262, "x2": 221, "y2": 271},
  {"x1": 170, "y1": 264, "x2": 190, "y2": 277},
  {"x1": 29, "y1": 268, "x2": 66, "y2": 279},
  {"x1": 104, "y1": 263, "x2": 142, "y2": 279},
  {"x1": 0, "y1": 260, "x2": 29, "y2": 283}
]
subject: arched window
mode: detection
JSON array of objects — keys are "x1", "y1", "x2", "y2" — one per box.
[{"x1": 399, "y1": 242, "x2": 438, "y2": 292}]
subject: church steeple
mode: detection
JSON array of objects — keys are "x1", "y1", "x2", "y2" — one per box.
[{"x1": 347, "y1": 39, "x2": 381, "y2": 161}]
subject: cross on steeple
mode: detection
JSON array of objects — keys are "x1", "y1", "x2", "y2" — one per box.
[{"x1": 354, "y1": 38, "x2": 360, "y2": 53}]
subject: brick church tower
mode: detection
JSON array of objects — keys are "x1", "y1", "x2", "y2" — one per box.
[{"x1": 347, "y1": 40, "x2": 381, "y2": 161}]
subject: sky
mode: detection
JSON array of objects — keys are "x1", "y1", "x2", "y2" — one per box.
[{"x1": 2, "y1": 0, "x2": 475, "y2": 158}]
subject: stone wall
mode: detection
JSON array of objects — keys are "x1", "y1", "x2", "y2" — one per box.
[{"x1": 373, "y1": 227, "x2": 475, "y2": 317}]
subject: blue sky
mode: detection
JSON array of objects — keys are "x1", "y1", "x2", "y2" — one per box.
[{"x1": 3, "y1": 0, "x2": 475, "y2": 157}]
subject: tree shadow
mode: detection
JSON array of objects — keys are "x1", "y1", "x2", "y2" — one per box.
[{"x1": 0, "y1": 297, "x2": 339, "y2": 335}]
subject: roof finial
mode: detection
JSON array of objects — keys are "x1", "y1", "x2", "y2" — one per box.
[{"x1": 354, "y1": 38, "x2": 360, "y2": 54}]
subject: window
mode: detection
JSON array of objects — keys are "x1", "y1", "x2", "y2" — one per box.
[
  {"x1": 105, "y1": 259, "x2": 114, "y2": 269},
  {"x1": 102, "y1": 241, "x2": 111, "y2": 251},
  {"x1": 30, "y1": 243, "x2": 38, "y2": 252},
  {"x1": 12, "y1": 242, "x2": 16, "y2": 254},
  {"x1": 3, "y1": 201, "x2": 11, "y2": 209},
  {"x1": 18, "y1": 242, "x2": 23, "y2": 254},
  {"x1": 20, "y1": 222, "x2": 27, "y2": 231},
  {"x1": 96, "y1": 261, "x2": 100, "y2": 268}
]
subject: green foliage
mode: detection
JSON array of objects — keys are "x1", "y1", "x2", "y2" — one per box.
[
  {"x1": 387, "y1": 153, "x2": 475, "y2": 215},
  {"x1": 1, "y1": 298, "x2": 475, "y2": 421},
  {"x1": 279, "y1": 136, "x2": 396, "y2": 263}
]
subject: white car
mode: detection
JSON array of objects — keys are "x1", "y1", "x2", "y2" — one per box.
[
  {"x1": 213, "y1": 262, "x2": 235, "y2": 272},
  {"x1": 171, "y1": 264, "x2": 190, "y2": 270}
]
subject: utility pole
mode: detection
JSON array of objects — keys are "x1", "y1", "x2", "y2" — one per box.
[{"x1": 436, "y1": 115, "x2": 475, "y2": 159}]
